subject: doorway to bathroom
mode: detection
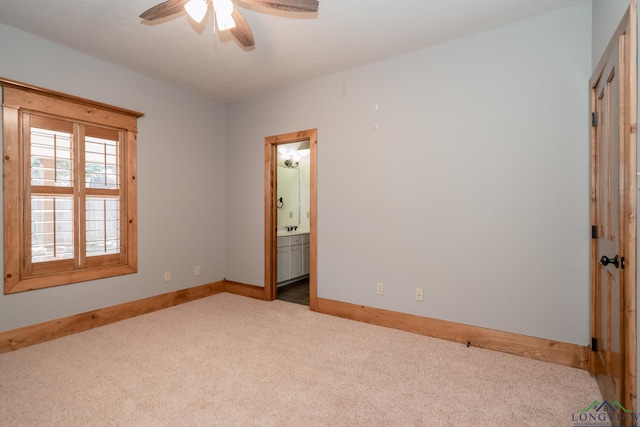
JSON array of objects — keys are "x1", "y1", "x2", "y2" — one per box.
[{"x1": 264, "y1": 129, "x2": 317, "y2": 310}]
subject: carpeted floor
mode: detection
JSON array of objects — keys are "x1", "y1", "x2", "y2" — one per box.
[{"x1": 0, "y1": 293, "x2": 601, "y2": 426}]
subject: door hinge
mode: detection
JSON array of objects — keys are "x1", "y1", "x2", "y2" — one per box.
[
  {"x1": 592, "y1": 112, "x2": 598, "y2": 127},
  {"x1": 591, "y1": 337, "x2": 597, "y2": 352},
  {"x1": 621, "y1": 256, "x2": 625, "y2": 269},
  {"x1": 591, "y1": 225, "x2": 598, "y2": 239}
]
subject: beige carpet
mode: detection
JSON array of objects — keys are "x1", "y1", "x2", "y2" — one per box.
[{"x1": 0, "y1": 293, "x2": 600, "y2": 426}]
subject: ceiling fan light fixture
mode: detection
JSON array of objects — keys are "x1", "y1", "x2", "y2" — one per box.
[
  {"x1": 140, "y1": 0, "x2": 318, "y2": 49},
  {"x1": 212, "y1": 0, "x2": 233, "y2": 16},
  {"x1": 212, "y1": 0, "x2": 236, "y2": 30},
  {"x1": 215, "y1": 12, "x2": 236, "y2": 31},
  {"x1": 184, "y1": 0, "x2": 208, "y2": 23},
  {"x1": 212, "y1": 0, "x2": 235, "y2": 30}
]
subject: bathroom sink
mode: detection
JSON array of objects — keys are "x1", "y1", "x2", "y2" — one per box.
[{"x1": 277, "y1": 230, "x2": 308, "y2": 237}]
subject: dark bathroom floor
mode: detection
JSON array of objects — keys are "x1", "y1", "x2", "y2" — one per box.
[{"x1": 276, "y1": 278, "x2": 309, "y2": 306}]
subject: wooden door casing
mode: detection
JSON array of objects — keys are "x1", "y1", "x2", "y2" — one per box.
[{"x1": 264, "y1": 129, "x2": 318, "y2": 308}]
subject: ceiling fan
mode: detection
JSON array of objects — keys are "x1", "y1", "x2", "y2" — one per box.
[{"x1": 140, "y1": 0, "x2": 320, "y2": 49}]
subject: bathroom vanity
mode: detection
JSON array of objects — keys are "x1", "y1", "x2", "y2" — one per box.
[{"x1": 277, "y1": 232, "x2": 310, "y2": 285}]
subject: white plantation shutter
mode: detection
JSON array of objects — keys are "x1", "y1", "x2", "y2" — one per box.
[{"x1": 2, "y1": 78, "x2": 142, "y2": 293}]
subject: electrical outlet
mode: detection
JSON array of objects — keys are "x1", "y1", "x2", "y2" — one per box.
[
  {"x1": 194, "y1": 266, "x2": 201, "y2": 276},
  {"x1": 164, "y1": 271, "x2": 171, "y2": 282},
  {"x1": 376, "y1": 282, "x2": 384, "y2": 296},
  {"x1": 415, "y1": 288, "x2": 424, "y2": 302}
]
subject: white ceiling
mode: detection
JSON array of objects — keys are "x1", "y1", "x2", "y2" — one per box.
[{"x1": 0, "y1": 0, "x2": 586, "y2": 102}]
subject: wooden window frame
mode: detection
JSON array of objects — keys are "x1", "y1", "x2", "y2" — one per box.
[{"x1": 2, "y1": 78, "x2": 143, "y2": 294}]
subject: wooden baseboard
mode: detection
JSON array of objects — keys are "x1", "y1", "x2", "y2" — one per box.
[
  {"x1": 315, "y1": 297, "x2": 589, "y2": 370},
  {"x1": 0, "y1": 282, "x2": 589, "y2": 371},
  {"x1": 224, "y1": 280, "x2": 267, "y2": 300},
  {"x1": 0, "y1": 280, "x2": 225, "y2": 354}
]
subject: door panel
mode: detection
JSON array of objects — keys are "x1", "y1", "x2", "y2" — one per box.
[{"x1": 593, "y1": 38, "x2": 624, "y2": 404}]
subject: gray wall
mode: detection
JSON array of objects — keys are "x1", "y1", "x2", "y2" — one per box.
[
  {"x1": 592, "y1": 0, "x2": 632, "y2": 69},
  {"x1": 225, "y1": 3, "x2": 592, "y2": 345},
  {"x1": 0, "y1": 24, "x2": 227, "y2": 332},
  {"x1": 0, "y1": 3, "x2": 605, "y2": 350}
]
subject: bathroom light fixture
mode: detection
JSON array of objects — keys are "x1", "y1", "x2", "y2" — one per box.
[
  {"x1": 284, "y1": 158, "x2": 299, "y2": 169},
  {"x1": 282, "y1": 151, "x2": 301, "y2": 168}
]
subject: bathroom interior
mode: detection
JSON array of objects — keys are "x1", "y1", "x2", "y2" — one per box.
[{"x1": 276, "y1": 140, "x2": 311, "y2": 305}]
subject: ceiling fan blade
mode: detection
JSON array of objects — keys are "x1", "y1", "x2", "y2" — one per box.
[
  {"x1": 140, "y1": 0, "x2": 189, "y2": 20},
  {"x1": 230, "y1": 8, "x2": 255, "y2": 48},
  {"x1": 240, "y1": 0, "x2": 319, "y2": 13}
]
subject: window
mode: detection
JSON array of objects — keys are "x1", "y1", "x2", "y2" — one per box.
[{"x1": 2, "y1": 78, "x2": 142, "y2": 293}]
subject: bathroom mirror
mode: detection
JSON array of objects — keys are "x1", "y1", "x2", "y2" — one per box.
[{"x1": 277, "y1": 140, "x2": 310, "y2": 229}]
